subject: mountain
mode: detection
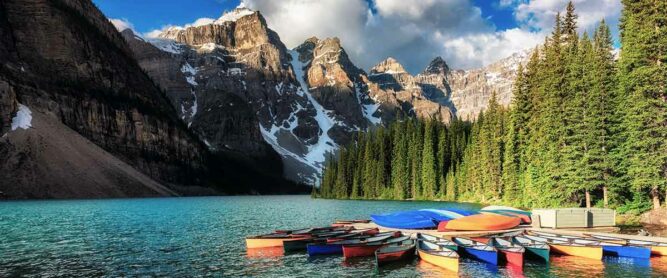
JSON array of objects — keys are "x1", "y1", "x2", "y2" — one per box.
[
  {"x1": 445, "y1": 50, "x2": 531, "y2": 120},
  {"x1": 121, "y1": 7, "x2": 529, "y2": 185},
  {"x1": 0, "y1": 0, "x2": 305, "y2": 199}
]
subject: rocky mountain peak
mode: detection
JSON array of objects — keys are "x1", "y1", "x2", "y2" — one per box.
[
  {"x1": 369, "y1": 57, "x2": 408, "y2": 75},
  {"x1": 423, "y1": 56, "x2": 450, "y2": 75},
  {"x1": 214, "y1": 7, "x2": 256, "y2": 24}
]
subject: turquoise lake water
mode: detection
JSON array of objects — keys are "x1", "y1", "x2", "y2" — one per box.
[{"x1": 1, "y1": 195, "x2": 666, "y2": 277}]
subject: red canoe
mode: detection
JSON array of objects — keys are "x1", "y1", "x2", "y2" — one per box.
[
  {"x1": 375, "y1": 239, "x2": 416, "y2": 265},
  {"x1": 491, "y1": 238, "x2": 525, "y2": 268},
  {"x1": 343, "y1": 235, "x2": 410, "y2": 259}
]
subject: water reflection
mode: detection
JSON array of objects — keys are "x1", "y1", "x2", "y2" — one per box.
[
  {"x1": 549, "y1": 255, "x2": 605, "y2": 277},
  {"x1": 416, "y1": 260, "x2": 459, "y2": 278},
  {"x1": 246, "y1": 246, "x2": 284, "y2": 258}
]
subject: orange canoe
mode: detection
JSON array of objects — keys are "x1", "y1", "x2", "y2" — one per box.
[
  {"x1": 444, "y1": 214, "x2": 521, "y2": 231},
  {"x1": 246, "y1": 235, "x2": 310, "y2": 249}
]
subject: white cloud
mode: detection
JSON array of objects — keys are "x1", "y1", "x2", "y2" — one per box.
[
  {"x1": 109, "y1": 18, "x2": 135, "y2": 32},
  {"x1": 515, "y1": 0, "x2": 622, "y2": 34},
  {"x1": 139, "y1": 0, "x2": 621, "y2": 72},
  {"x1": 243, "y1": 0, "x2": 539, "y2": 72}
]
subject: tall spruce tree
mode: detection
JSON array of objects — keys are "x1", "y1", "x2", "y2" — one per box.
[
  {"x1": 421, "y1": 120, "x2": 437, "y2": 199},
  {"x1": 618, "y1": 0, "x2": 667, "y2": 209}
]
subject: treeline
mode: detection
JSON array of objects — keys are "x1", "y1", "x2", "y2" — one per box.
[
  {"x1": 316, "y1": 1, "x2": 666, "y2": 213},
  {"x1": 318, "y1": 119, "x2": 472, "y2": 200}
]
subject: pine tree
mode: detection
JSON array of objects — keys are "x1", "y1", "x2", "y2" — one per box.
[
  {"x1": 618, "y1": 0, "x2": 667, "y2": 209},
  {"x1": 437, "y1": 126, "x2": 449, "y2": 197},
  {"x1": 391, "y1": 121, "x2": 408, "y2": 199},
  {"x1": 362, "y1": 133, "x2": 376, "y2": 198},
  {"x1": 421, "y1": 120, "x2": 437, "y2": 199},
  {"x1": 593, "y1": 20, "x2": 619, "y2": 207},
  {"x1": 409, "y1": 120, "x2": 423, "y2": 199}
]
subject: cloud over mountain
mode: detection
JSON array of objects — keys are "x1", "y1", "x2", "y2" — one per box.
[{"x1": 141, "y1": 0, "x2": 621, "y2": 72}]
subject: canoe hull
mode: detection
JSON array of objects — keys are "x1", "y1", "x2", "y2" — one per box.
[
  {"x1": 284, "y1": 238, "x2": 321, "y2": 252},
  {"x1": 445, "y1": 214, "x2": 521, "y2": 231},
  {"x1": 499, "y1": 250, "x2": 524, "y2": 268},
  {"x1": 376, "y1": 246, "x2": 416, "y2": 265},
  {"x1": 418, "y1": 250, "x2": 459, "y2": 273},
  {"x1": 461, "y1": 247, "x2": 498, "y2": 265},
  {"x1": 343, "y1": 244, "x2": 384, "y2": 259},
  {"x1": 603, "y1": 245, "x2": 651, "y2": 259},
  {"x1": 247, "y1": 236, "x2": 307, "y2": 249},
  {"x1": 652, "y1": 246, "x2": 667, "y2": 256},
  {"x1": 550, "y1": 244, "x2": 602, "y2": 260},
  {"x1": 525, "y1": 246, "x2": 550, "y2": 263},
  {"x1": 307, "y1": 244, "x2": 342, "y2": 256}
]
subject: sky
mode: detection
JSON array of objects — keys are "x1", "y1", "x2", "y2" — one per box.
[{"x1": 96, "y1": 0, "x2": 622, "y2": 73}]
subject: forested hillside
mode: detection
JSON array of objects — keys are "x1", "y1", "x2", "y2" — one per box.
[{"x1": 316, "y1": 1, "x2": 666, "y2": 214}]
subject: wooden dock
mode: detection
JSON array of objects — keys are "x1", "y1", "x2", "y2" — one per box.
[{"x1": 350, "y1": 222, "x2": 667, "y2": 243}]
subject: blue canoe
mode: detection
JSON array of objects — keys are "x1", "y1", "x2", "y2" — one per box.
[
  {"x1": 530, "y1": 231, "x2": 651, "y2": 259},
  {"x1": 307, "y1": 243, "x2": 342, "y2": 256},
  {"x1": 602, "y1": 245, "x2": 651, "y2": 259},
  {"x1": 452, "y1": 237, "x2": 498, "y2": 265},
  {"x1": 371, "y1": 212, "x2": 438, "y2": 229}
]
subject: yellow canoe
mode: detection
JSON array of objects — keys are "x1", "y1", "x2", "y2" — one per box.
[
  {"x1": 549, "y1": 243, "x2": 603, "y2": 260},
  {"x1": 652, "y1": 246, "x2": 667, "y2": 256},
  {"x1": 417, "y1": 240, "x2": 459, "y2": 273},
  {"x1": 246, "y1": 235, "x2": 309, "y2": 249}
]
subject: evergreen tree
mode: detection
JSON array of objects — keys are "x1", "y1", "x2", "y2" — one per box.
[
  {"x1": 421, "y1": 120, "x2": 437, "y2": 199},
  {"x1": 391, "y1": 121, "x2": 408, "y2": 199},
  {"x1": 618, "y1": 0, "x2": 667, "y2": 209}
]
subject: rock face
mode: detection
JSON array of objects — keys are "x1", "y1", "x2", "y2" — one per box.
[
  {"x1": 122, "y1": 7, "x2": 526, "y2": 185},
  {"x1": 0, "y1": 0, "x2": 211, "y2": 185},
  {"x1": 127, "y1": 9, "x2": 386, "y2": 184},
  {"x1": 367, "y1": 58, "x2": 454, "y2": 123},
  {"x1": 445, "y1": 51, "x2": 530, "y2": 120},
  {"x1": 0, "y1": 0, "x2": 307, "y2": 198}
]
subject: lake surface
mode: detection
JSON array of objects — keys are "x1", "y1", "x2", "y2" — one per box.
[{"x1": 1, "y1": 195, "x2": 666, "y2": 277}]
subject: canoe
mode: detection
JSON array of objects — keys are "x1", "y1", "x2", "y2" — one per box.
[
  {"x1": 490, "y1": 237, "x2": 525, "y2": 267},
  {"x1": 416, "y1": 233, "x2": 458, "y2": 251},
  {"x1": 343, "y1": 235, "x2": 411, "y2": 259},
  {"x1": 326, "y1": 229, "x2": 386, "y2": 243},
  {"x1": 481, "y1": 206, "x2": 531, "y2": 216},
  {"x1": 587, "y1": 234, "x2": 667, "y2": 256},
  {"x1": 445, "y1": 214, "x2": 521, "y2": 231},
  {"x1": 418, "y1": 209, "x2": 468, "y2": 221},
  {"x1": 482, "y1": 211, "x2": 532, "y2": 224},
  {"x1": 452, "y1": 237, "x2": 498, "y2": 265},
  {"x1": 417, "y1": 239, "x2": 460, "y2": 273},
  {"x1": 530, "y1": 231, "x2": 651, "y2": 259},
  {"x1": 307, "y1": 233, "x2": 394, "y2": 256},
  {"x1": 283, "y1": 230, "x2": 349, "y2": 252},
  {"x1": 512, "y1": 236, "x2": 550, "y2": 263},
  {"x1": 246, "y1": 234, "x2": 311, "y2": 249},
  {"x1": 523, "y1": 234, "x2": 603, "y2": 260},
  {"x1": 371, "y1": 211, "x2": 439, "y2": 229},
  {"x1": 375, "y1": 239, "x2": 416, "y2": 266}
]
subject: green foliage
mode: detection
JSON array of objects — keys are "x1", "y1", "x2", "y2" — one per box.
[{"x1": 315, "y1": 1, "x2": 666, "y2": 213}]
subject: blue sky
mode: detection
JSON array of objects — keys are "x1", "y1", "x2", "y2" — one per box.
[
  {"x1": 97, "y1": 0, "x2": 621, "y2": 71},
  {"x1": 96, "y1": 0, "x2": 520, "y2": 35}
]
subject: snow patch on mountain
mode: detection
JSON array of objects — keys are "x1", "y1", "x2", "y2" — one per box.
[
  {"x1": 11, "y1": 104, "x2": 32, "y2": 131},
  {"x1": 147, "y1": 38, "x2": 185, "y2": 54},
  {"x1": 259, "y1": 50, "x2": 341, "y2": 185},
  {"x1": 181, "y1": 63, "x2": 198, "y2": 86},
  {"x1": 356, "y1": 87, "x2": 382, "y2": 125}
]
